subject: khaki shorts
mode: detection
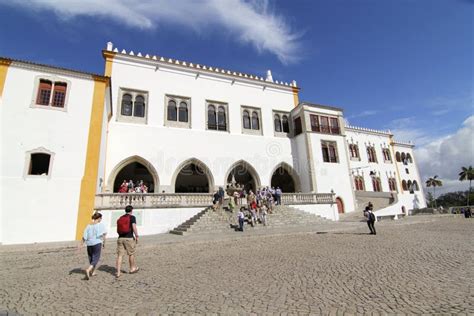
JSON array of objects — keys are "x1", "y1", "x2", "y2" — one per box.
[{"x1": 117, "y1": 238, "x2": 136, "y2": 256}]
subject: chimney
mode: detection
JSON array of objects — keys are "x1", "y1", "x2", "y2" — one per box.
[
  {"x1": 265, "y1": 70, "x2": 274, "y2": 82},
  {"x1": 106, "y1": 42, "x2": 113, "y2": 51}
]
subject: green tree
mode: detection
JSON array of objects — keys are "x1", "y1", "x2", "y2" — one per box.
[
  {"x1": 426, "y1": 175, "x2": 443, "y2": 208},
  {"x1": 459, "y1": 166, "x2": 474, "y2": 206}
]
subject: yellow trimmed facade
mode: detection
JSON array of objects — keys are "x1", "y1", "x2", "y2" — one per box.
[
  {"x1": 0, "y1": 58, "x2": 12, "y2": 99},
  {"x1": 75, "y1": 77, "x2": 108, "y2": 240}
]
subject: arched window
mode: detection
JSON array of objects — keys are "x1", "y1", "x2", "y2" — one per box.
[
  {"x1": 372, "y1": 177, "x2": 382, "y2": 192},
  {"x1": 121, "y1": 93, "x2": 133, "y2": 116},
  {"x1": 178, "y1": 101, "x2": 188, "y2": 122},
  {"x1": 388, "y1": 178, "x2": 397, "y2": 191},
  {"x1": 401, "y1": 152, "x2": 407, "y2": 165},
  {"x1": 367, "y1": 146, "x2": 377, "y2": 163},
  {"x1": 402, "y1": 180, "x2": 408, "y2": 191},
  {"x1": 354, "y1": 176, "x2": 364, "y2": 191},
  {"x1": 274, "y1": 114, "x2": 282, "y2": 132},
  {"x1": 406, "y1": 153, "x2": 412, "y2": 163},
  {"x1": 396, "y1": 152, "x2": 401, "y2": 162},
  {"x1": 133, "y1": 95, "x2": 145, "y2": 117},
  {"x1": 282, "y1": 115, "x2": 289, "y2": 133},
  {"x1": 243, "y1": 110, "x2": 251, "y2": 129},
  {"x1": 52, "y1": 82, "x2": 67, "y2": 107},
  {"x1": 252, "y1": 111, "x2": 259, "y2": 130},
  {"x1": 383, "y1": 148, "x2": 391, "y2": 162},
  {"x1": 217, "y1": 106, "x2": 226, "y2": 131},
  {"x1": 349, "y1": 144, "x2": 360, "y2": 159},
  {"x1": 208, "y1": 105, "x2": 216, "y2": 130},
  {"x1": 413, "y1": 180, "x2": 419, "y2": 191},
  {"x1": 407, "y1": 180, "x2": 413, "y2": 193},
  {"x1": 167, "y1": 100, "x2": 177, "y2": 121},
  {"x1": 36, "y1": 80, "x2": 52, "y2": 105}
]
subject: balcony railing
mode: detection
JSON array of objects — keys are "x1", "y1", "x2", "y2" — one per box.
[{"x1": 95, "y1": 192, "x2": 335, "y2": 210}]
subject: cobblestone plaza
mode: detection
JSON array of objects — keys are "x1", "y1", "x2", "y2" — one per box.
[{"x1": 1, "y1": 215, "x2": 473, "y2": 315}]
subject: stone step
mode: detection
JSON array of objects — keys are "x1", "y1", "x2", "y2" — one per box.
[{"x1": 169, "y1": 204, "x2": 330, "y2": 236}]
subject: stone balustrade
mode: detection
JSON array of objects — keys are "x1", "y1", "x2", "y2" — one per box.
[
  {"x1": 95, "y1": 192, "x2": 335, "y2": 210},
  {"x1": 281, "y1": 193, "x2": 334, "y2": 204}
]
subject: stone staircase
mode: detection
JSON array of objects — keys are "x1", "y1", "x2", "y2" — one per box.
[{"x1": 169, "y1": 205, "x2": 329, "y2": 235}]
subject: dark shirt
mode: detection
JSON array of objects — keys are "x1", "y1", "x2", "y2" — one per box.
[
  {"x1": 118, "y1": 214, "x2": 136, "y2": 238},
  {"x1": 213, "y1": 193, "x2": 220, "y2": 203}
]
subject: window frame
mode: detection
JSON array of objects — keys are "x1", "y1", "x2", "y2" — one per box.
[
  {"x1": 382, "y1": 148, "x2": 392, "y2": 163},
  {"x1": 309, "y1": 114, "x2": 340, "y2": 135},
  {"x1": 117, "y1": 88, "x2": 149, "y2": 124},
  {"x1": 164, "y1": 94, "x2": 191, "y2": 128},
  {"x1": 273, "y1": 111, "x2": 290, "y2": 137},
  {"x1": 241, "y1": 106, "x2": 263, "y2": 135},
  {"x1": 31, "y1": 75, "x2": 71, "y2": 112},
  {"x1": 321, "y1": 140, "x2": 339, "y2": 163},
  {"x1": 23, "y1": 147, "x2": 55, "y2": 180},
  {"x1": 348, "y1": 143, "x2": 360, "y2": 161},
  {"x1": 388, "y1": 177, "x2": 397, "y2": 192},
  {"x1": 354, "y1": 176, "x2": 365, "y2": 191},
  {"x1": 367, "y1": 146, "x2": 378, "y2": 163},
  {"x1": 206, "y1": 100, "x2": 229, "y2": 132},
  {"x1": 372, "y1": 177, "x2": 382, "y2": 192}
]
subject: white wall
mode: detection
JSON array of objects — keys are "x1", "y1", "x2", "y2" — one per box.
[
  {"x1": 100, "y1": 207, "x2": 204, "y2": 237},
  {"x1": 289, "y1": 204, "x2": 339, "y2": 221},
  {"x1": 105, "y1": 55, "x2": 300, "y2": 193},
  {"x1": 0, "y1": 65, "x2": 96, "y2": 244}
]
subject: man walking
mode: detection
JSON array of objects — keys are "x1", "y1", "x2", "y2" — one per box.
[
  {"x1": 116, "y1": 205, "x2": 139, "y2": 278},
  {"x1": 366, "y1": 205, "x2": 376, "y2": 235}
]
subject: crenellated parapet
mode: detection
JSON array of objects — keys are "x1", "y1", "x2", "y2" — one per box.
[
  {"x1": 105, "y1": 41, "x2": 298, "y2": 89},
  {"x1": 345, "y1": 124, "x2": 392, "y2": 136}
]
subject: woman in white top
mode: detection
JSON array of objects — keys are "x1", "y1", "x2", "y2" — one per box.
[{"x1": 81, "y1": 212, "x2": 107, "y2": 280}]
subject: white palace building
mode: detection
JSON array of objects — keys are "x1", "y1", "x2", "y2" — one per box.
[{"x1": 0, "y1": 42, "x2": 426, "y2": 244}]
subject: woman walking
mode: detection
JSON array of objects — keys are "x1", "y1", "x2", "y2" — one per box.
[{"x1": 81, "y1": 212, "x2": 107, "y2": 280}]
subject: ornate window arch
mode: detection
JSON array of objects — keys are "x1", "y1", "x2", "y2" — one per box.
[
  {"x1": 243, "y1": 110, "x2": 251, "y2": 129},
  {"x1": 372, "y1": 177, "x2": 382, "y2": 192},
  {"x1": 402, "y1": 180, "x2": 408, "y2": 191},
  {"x1": 251, "y1": 111, "x2": 259, "y2": 130},
  {"x1": 167, "y1": 100, "x2": 177, "y2": 121},
  {"x1": 179, "y1": 101, "x2": 188, "y2": 122},
  {"x1": 282, "y1": 115, "x2": 289, "y2": 133},
  {"x1": 274, "y1": 114, "x2": 282, "y2": 132}
]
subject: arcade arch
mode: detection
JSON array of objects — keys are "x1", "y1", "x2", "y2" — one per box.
[
  {"x1": 172, "y1": 158, "x2": 214, "y2": 193},
  {"x1": 225, "y1": 160, "x2": 261, "y2": 193},
  {"x1": 108, "y1": 156, "x2": 159, "y2": 193},
  {"x1": 269, "y1": 163, "x2": 300, "y2": 193}
]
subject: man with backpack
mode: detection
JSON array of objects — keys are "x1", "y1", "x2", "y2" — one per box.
[
  {"x1": 366, "y1": 204, "x2": 376, "y2": 235},
  {"x1": 116, "y1": 205, "x2": 139, "y2": 278}
]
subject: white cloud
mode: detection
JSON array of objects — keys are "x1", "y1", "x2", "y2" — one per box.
[
  {"x1": 348, "y1": 110, "x2": 378, "y2": 119},
  {"x1": 415, "y1": 115, "x2": 474, "y2": 194},
  {"x1": 3, "y1": 0, "x2": 301, "y2": 64}
]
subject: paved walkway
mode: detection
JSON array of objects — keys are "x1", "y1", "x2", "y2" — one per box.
[{"x1": 0, "y1": 215, "x2": 473, "y2": 315}]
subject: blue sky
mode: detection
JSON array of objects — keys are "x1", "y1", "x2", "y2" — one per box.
[{"x1": 0, "y1": 0, "x2": 472, "y2": 193}]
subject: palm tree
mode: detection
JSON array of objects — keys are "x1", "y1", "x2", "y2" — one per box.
[
  {"x1": 426, "y1": 175, "x2": 442, "y2": 208},
  {"x1": 459, "y1": 166, "x2": 474, "y2": 206}
]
